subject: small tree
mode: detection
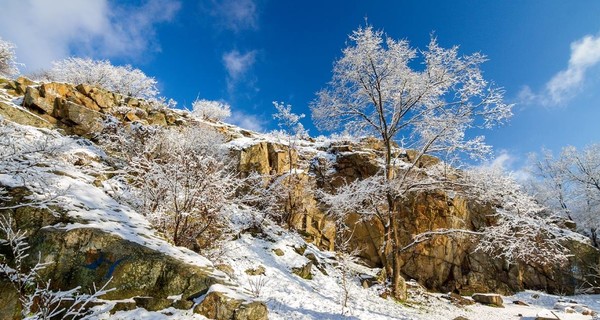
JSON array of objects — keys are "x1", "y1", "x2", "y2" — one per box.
[
  {"x1": 48, "y1": 57, "x2": 159, "y2": 100},
  {"x1": 125, "y1": 124, "x2": 237, "y2": 250},
  {"x1": 311, "y1": 24, "x2": 513, "y2": 299},
  {"x1": 191, "y1": 99, "x2": 232, "y2": 121},
  {"x1": 0, "y1": 37, "x2": 19, "y2": 78},
  {"x1": 270, "y1": 101, "x2": 309, "y2": 226},
  {"x1": 529, "y1": 144, "x2": 600, "y2": 247}
]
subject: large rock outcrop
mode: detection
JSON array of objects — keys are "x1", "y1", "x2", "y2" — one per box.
[
  {"x1": 315, "y1": 153, "x2": 600, "y2": 295},
  {"x1": 0, "y1": 189, "x2": 227, "y2": 314},
  {"x1": 0, "y1": 79, "x2": 185, "y2": 136},
  {"x1": 232, "y1": 135, "x2": 600, "y2": 296}
]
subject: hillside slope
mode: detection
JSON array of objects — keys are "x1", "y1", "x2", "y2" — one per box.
[{"x1": 1, "y1": 78, "x2": 599, "y2": 319}]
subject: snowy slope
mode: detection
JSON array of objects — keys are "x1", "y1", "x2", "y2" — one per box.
[{"x1": 211, "y1": 223, "x2": 600, "y2": 320}]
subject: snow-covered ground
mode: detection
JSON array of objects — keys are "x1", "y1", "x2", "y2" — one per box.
[{"x1": 207, "y1": 223, "x2": 600, "y2": 320}]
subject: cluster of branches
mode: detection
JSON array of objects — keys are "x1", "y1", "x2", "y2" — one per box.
[
  {"x1": 0, "y1": 117, "x2": 67, "y2": 212},
  {"x1": 41, "y1": 57, "x2": 159, "y2": 100},
  {"x1": 528, "y1": 144, "x2": 600, "y2": 247},
  {"x1": 98, "y1": 121, "x2": 238, "y2": 251},
  {"x1": 191, "y1": 99, "x2": 231, "y2": 121},
  {"x1": 0, "y1": 37, "x2": 19, "y2": 78},
  {"x1": 0, "y1": 216, "x2": 112, "y2": 319}
]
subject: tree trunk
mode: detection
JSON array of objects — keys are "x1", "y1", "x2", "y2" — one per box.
[
  {"x1": 591, "y1": 228, "x2": 598, "y2": 248},
  {"x1": 382, "y1": 135, "x2": 407, "y2": 300},
  {"x1": 389, "y1": 202, "x2": 407, "y2": 300},
  {"x1": 384, "y1": 138, "x2": 394, "y2": 180}
]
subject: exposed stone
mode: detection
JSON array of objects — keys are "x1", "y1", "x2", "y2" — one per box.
[
  {"x1": 0, "y1": 100, "x2": 54, "y2": 128},
  {"x1": 0, "y1": 279, "x2": 20, "y2": 320},
  {"x1": 194, "y1": 288, "x2": 268, "y2": 320},
  {"x1": 513, "y1": 300, "x2": 529, "y2": 306},
  {"x1": 236, "y1": 142, "x2": 270, "y2": 175},
  {"x1": 147, "y1": 111, "x2": 168, "y2": 126},
  {"x1": 404, "y1": 149, "x2": 441, "y2": 168},
  {"x1": 13, "y1": 76, "x2": 35, "y2": 95},
  {"x1": 24, "y1": 85, "x2": 55, "y2": 114},
  {"x1": 267, "y1": 143, "x2": 297, "y2": 174},
  {"x1": 329, "y1": 150, "x2": 380, "y2": 187},
  {"x1": 54, "y1": 98, "x2": 105, "y2": 135},
  {"x1": 216, "y1": 264, "x2": 236, "y2": 278},
  {"x1": 359, "y1": 274, "x2": 379, "y2": 289},
  {"x1": 272, "y1": 248, "x2": 285, "y2": 256},
  {"x1": 27, "y1": 227, "x2": 223, "y2": 311},
  {"x1": 292, "y1": 262, "x2": 313, "y2": 280},
  {"x1": 442, "y1": 293, "x2": 475, "y2": 306},
  {"x1": 472, "y1": 293, "x2": 504, "y2": 307},
  {"x1": 304, "y1": 252, "x2": 318, "y2": 265},
  {"x1": 132, "y1": 296, "x2": 173, "y2": 310},
  {"x1": 245, "y1": 266, "x2": 266, "y2": 276},
  {"x1": 293, "y1": 244, "x2": 307, "y2": 255}
]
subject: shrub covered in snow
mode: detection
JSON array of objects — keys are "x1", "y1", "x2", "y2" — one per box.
[
  {"x1": 191, "y1": 99, "x2": 231, "y2": 121},
  {"x1": 114, "y1": 123, "x2": 237, "y2": 250},
  {"x1": 47, "y1": 57, "x2": 159, "y2": 100},
  {"x1": 0, "y1": 37, "x2": 19, "y2": 78}
]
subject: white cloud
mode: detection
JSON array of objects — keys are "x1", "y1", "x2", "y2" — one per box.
[
  {"x1": 481, "y1": 150, "x2": 531, "y2": 182},
  {"x1": 488, "y1": 151, "x2": 513, "y2": 169},
  {"x1": 520, "y1": 34, "x2": 600, "y2": 107},
  {"x1": 0, "y1": 0, "x2": 180, "y2": 71},
  {"x1": 545, "y1": 34, "x2": 600, "y2": 104},
  {"x1": 223, "y1": 50, "x2": 257, "y2": 79},
  {"x1": 227, "y1": 109, "x2": 266, "y2": 132},
  {"x1": 210, "y1": 0, "x2": 258, "y2": 32},
  {"x1": 222, "y1": 50, "x2": 257, "y2": 93},
  {"x1": 517, "y1": 85, "x2": 536, "y2": 105}
]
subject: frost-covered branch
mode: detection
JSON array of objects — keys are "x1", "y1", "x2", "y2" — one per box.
[
  {"x1": 46, "y1": 57, "x2": 159, "y2": 100},
  {"x1": 0, "y1": 37, "x2": 19, "y2": 77},
  {"x1": 0, "y1": 215, "x2": 112, "y2": 319},
  {"x1": 191, "y1": 99, "x2": 231, "y2": 121}
]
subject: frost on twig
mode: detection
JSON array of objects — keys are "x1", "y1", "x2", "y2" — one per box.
[{"x1": 0, "y1": 215, "x2": 113, "y2": 319}]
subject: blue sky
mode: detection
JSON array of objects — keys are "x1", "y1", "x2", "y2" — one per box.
[{"x1": 1, "y1": 0, "x2": 600, "y2": 170}]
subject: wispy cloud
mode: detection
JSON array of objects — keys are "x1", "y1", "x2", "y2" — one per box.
[
  {"x1": 227, "y1": 109, "x2": 266, "y2": 132},
  {"x1": 519, "y1": 33, "x2": 600, "y2": 106},
  {"x1": 209, "y1": 0, "x2": 258, "y2": 32},
  {"x1": 0, "y1": 0, "x2": 180, "y2": 71},
  {"x1": 481, "y1": 150, "x2": 531, "y2": 182},
  {"x1": 546, "y1": 34, "x2": 600, "y2": 104},
  {"x1": 222, "y1": 50, "x2": 258, "y2": 93}
]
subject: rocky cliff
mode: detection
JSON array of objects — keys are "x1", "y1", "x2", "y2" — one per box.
[
  {"x1": 1, "y1": 76, "x2": 599, "y2": 317},
  {"x1": 0, "y1": 78, "x2": 268, "y2": 319}
]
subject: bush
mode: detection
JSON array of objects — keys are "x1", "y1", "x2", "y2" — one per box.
[
  {"x1": 48, "y1": 57, "x2": 158, "y2": 100},
  {"x1": 0, "y1": 37, "x2": 19, "y2": 78},
  {"x1": 191, "y1": 99, "x2": 231, "y2": 121}
]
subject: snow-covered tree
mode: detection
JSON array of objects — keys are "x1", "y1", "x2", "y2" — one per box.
[
  {"x1": 311, "y1": 24, "x2": 513, "y2": 300},
  {"x1": 0, "y1": 117, "x2": 65, "y2": 211},
  {"x1": 321, "y1": 162, "x2": 571, "y2": 299},
  {"x1": 464, "y1": 166, "x2": 570, "y2": 265},
  {"x1": 191, "y1": 99, "x2": 231, "y2": 121},
  {"x1": 0, "y1": 37, "x2": 19, "y2": 78},
  {"x1": 124, "y1": 124, "x2": 237, "y2": 250},
  {"x1": 270, "y1": 101, "x2": 309, "y2": 226},
  {"x1": 311, "y1": 25, "x2": 513, "y2": 178},
  {"x1": 529, "y1": 144, "x2": 600, "y2": 247},
  {"x1": 47, "y1": 58, "x2": 159, "y2": 100}
]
